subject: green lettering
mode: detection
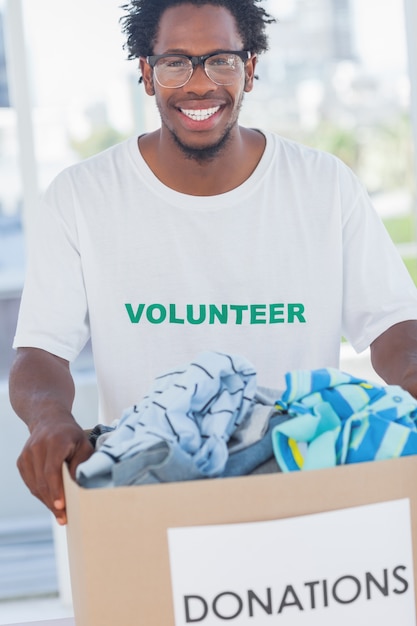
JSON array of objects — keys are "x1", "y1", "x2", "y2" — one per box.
[
  {"x1": 230, "y1": 305, "x2": 249, "y2": 325},
  {"x1": 125, "y1": 303, "x2": 145, "y2": 324},
  {"x1": 288, "y1": 303, "x2": 306, "y2": 323},
  {"x1": 186, "y1": 304, "x2": 207, "y2": 325},
  {"x1": 146, "y1": 304, "x2": 167, "y2": 324},
  {"x1": 209, "y1": 304, "x2": 228, "y2": 324},
  {"x1": 126, "y1": 302, "x2": 306, "y2": 326},
  {"x1": 250, "y1": 304, "x2": 267, "y2": 324},
  {"x1": 169, "y1": 304, "x2": 185, "y2": 324},
  {"x1": 269, "y1": 303, "x2": 285, "y2": 324}
]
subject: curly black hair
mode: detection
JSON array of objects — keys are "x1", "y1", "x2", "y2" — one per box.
[{"x1": 120, "y1": 0, "x2": 276, "y2": 59}]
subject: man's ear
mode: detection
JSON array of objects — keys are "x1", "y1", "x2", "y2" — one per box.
[
  {"x1": 244, "y1": 54, "x2": 257, "y2": 93},
  {"x1": 139, "y1": 57, "x2": 155, "y2": 95}
]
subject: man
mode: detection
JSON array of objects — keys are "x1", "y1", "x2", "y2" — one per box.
[{"x1": 9, "y1": 0, "x2": 417, "y2": 525}]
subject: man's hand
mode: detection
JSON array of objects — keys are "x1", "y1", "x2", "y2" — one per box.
[
  {"x1": 371, "y1": 320, "x2": 417, "y2": 398},
  {"x1": 9, "y1": 347, "x2": 94, "y2": 525},
  {"x1": 17, "y1": 415, "x2": 94, "y2": 524}
]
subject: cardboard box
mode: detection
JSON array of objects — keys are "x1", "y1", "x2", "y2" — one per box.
[{"x1": 63, "y1": 456, "x2": 417, "y2": 625}]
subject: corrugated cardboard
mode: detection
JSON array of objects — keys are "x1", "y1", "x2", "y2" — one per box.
[{"x1": 63, "y1": 456, "x2": 417, "y2": 625}]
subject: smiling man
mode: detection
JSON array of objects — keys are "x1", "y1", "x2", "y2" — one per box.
[
  {"x1": 9, "y1": 0, "x2": 417, "y2": 524},
  {"x1": 134, "y1": 2, "x2": 268, "y2": 193}
]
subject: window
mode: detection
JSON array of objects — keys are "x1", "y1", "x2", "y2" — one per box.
[
  {"x1": 240, "y1": 0, "x2": 416, "y2": 283},
  {"x1": 0, "y1": 0, "x2": 24, "y2": 377}
]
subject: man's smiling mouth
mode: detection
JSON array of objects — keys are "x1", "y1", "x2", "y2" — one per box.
[{"x1": 180, "y1": 106, "x2": 221, "y2": 121}]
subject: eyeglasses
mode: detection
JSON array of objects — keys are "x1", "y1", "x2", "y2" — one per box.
[{"x1": 146, "y1": 50, "x2": 251, "y2": 89}]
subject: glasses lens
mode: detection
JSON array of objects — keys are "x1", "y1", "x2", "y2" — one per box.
[
  {"x1": 205, "y1": 53, "x2": 245, "y2": 85},
  {"x1": 154, "y1": 56, "x2": 193, "y2": 88}
]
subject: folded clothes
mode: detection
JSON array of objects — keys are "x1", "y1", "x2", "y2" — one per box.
[{"x1": 272, "y1": 368, "x2": 417, "y2": 471}]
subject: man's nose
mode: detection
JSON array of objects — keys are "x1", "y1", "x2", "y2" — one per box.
[{"x1": 185, "y1": 62, "x2": 215, "y2": 92}]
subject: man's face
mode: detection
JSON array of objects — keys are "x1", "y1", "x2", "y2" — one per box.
[{"x1": 140, "y1": 3, "x2": 257, "y2": 162}]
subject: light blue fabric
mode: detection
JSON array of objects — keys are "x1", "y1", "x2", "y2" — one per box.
[
  {"x1": 76, "y1": 351, "x2": 258, "y2": 487},
  {"x1": 272, "y1": 367, "x2": 417, "y2": 471}
]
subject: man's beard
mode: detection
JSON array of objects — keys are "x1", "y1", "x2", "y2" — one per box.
[
  {"x1": 170, "y1": 126, "x2": 233, "y2": 163},
  {"x1": 156, "y1": 94, "x2": 244, "y2": 164}
]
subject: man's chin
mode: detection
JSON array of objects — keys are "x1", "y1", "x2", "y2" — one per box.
[{"x1": 171, "y1": 130, "x2": 231, "y2": 164}]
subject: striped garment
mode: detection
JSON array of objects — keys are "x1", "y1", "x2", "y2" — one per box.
[
  {"x1": 76, "y1": 351, "x2": 257, "y2": 486},
  {"x1": 272, "y1": 368, "x2": 417, "y2": 471}
]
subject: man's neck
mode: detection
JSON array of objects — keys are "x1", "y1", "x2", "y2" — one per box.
[{"x1": 138, "y1": 126, "x2": 266, "y2": 196}]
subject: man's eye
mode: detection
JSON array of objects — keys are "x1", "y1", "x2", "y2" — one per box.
[
  {"x1": 165, "y1": 58, "x2": 189, "y2": 68},
  {"x1": 210, "y1": 55, "x2": 235, "y2": 67}
]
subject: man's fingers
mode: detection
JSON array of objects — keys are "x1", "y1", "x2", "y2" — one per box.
[
  {"x1": 17, "y1": 442, "x2": 67, "y2": 522},
  {"x1": 67, "y1": 439, "x2": 94, "y2": 480},
  {"x1": 53, "y1": 498, "x2": 65, "y2": 510},
  {"x1": 16, "y1": 422, "x2": 92, "y2": 524},
  {"x1": 53, "y1": 499, "x2": 68, "y2": 526}
]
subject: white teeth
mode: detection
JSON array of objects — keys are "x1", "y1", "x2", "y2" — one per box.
[{"x1": 180, "y1": 106, "x2": 220, "y2": 121}]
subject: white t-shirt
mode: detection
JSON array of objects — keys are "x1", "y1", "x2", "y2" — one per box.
[{"x1": 13, "y1": 132, "x2": 417, "y2": 424}]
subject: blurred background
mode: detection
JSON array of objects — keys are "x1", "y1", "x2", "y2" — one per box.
[{"x1": 0, "y1": 0, "x2": 416, "y2": 622}]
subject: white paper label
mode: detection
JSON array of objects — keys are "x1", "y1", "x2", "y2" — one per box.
[{"x1": 168, "y1": 499, "x2": 415, "y2": 626}]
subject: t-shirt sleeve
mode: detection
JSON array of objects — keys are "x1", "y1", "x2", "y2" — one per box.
[
  {"x1": 13, "y1": 172, "x2": 90, "y2": 362},
  {"x1": 341, "y1": 170, "x2": 417, "y2": 352}
]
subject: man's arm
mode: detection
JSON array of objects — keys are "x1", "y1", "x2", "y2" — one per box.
[
  {"x1": 8, "y1": 347, "x2": 94, "y2": 525},
  {"x1": 370, "y1": 320, "x2": 417, "y2": 398}
]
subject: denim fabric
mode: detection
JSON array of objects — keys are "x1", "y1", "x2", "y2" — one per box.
[
  {"x1": 250, "y1": 457, "x2": 282, "y2": 475},
  {"x1": 221, "y1": 413, "x2": 289, "y2": 477},
  {"x1": 112, "y1": 414, "x2": 288, "y2": 486},
  {"x1": 228, "y1": 404, "x2": 275, "y2": 453},
  {"x1": 113, "y1": 441, "x2": 205, "y2": 486}
]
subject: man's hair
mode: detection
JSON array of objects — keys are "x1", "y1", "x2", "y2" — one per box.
[{"x1": 120, "y1": 0, "x2": 276, "y2": 59}]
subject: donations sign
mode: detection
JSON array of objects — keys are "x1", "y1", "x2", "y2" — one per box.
[{"x1": 168, "y1": 499, "x2": 416, "y2": 625}]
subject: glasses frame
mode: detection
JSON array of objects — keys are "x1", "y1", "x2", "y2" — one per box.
[{"x1": 145, "y1": 50, "x2": 252, "y2": 89}]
